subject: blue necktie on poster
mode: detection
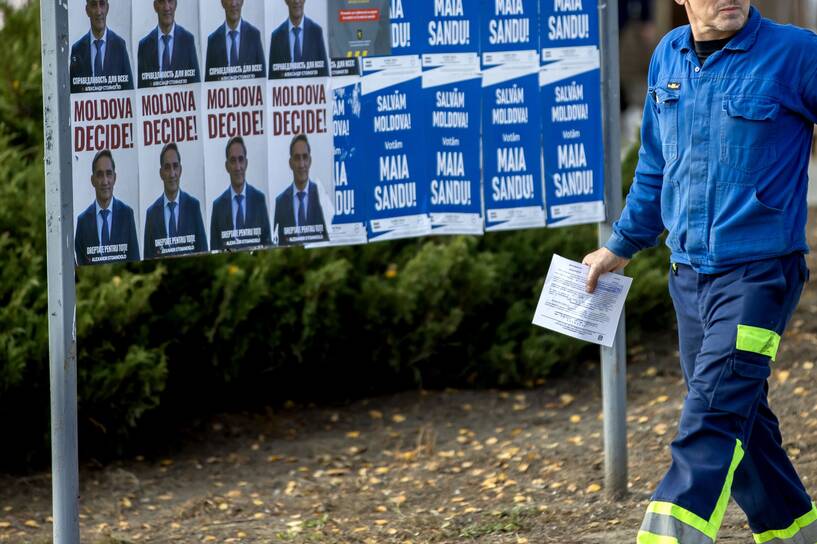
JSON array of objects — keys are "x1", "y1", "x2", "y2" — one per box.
[
  {"x1": 229, "y1": 30, "x2": 238, "y2": 67},
  {"x1": 292, "y1": 27, "x2": 302, "y2": 62},
  {"x1": 100, "y1": 209, "x2": 110, "y2": 246},
  {"x1": 93, "y1": 39, "x2": 103, "y2": 76},
  {"x1": 235, "y1": 194, "x2": 245, "y2": 230},
  {"x1": 168, "y1": 201, "x2": 178, "y2": 237},
  {"x1": 297, "y1": 191, "x2": 306, "y2": 226},
  {"x1": 161, "y1": 34, "x2": 171, "y2": 71}
]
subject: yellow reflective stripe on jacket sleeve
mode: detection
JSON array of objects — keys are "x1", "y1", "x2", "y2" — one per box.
[
  {"x1": 736, "y1": 325, "x2": 781, "y2": 360},
  {"x1": 637, "y1": 531, "x2": 680, "y2": 544},
  {"x1": 753, "y1": 503, "x2": 817, "y2": 543}
]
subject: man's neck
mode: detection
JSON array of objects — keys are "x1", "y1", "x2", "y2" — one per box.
[
  {"x1": 294, "y1": 180, "x2": 308, "y2": 192},
  {"x1": 165, "y1": 189, "x2": 179, "y2": 202},
  {"x1": 289, "y1": 15, "x2": 304, "y2": 27},
  {"x1": 159, "y1": 22, "x2": 173, "y2": 35},
  {"x1": 226, "y1": 18, "x2": 240, "y2": 31},
  {"x1": 91, "y1": 27, "x2": 106, "y2": 40},
  {"x1": 97, "y1": 197, "x2": 112, "y2": 210},
  {"x1": 231, "y1": 181, "x2": 246, "y2": 195}
]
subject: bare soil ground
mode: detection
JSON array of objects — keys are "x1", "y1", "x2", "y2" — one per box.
[{"x1": 4, "y1": 218, "x2": 817, "y2": 544}]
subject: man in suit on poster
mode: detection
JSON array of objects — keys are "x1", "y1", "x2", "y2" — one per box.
[
  {"x1": 268, "y1": 0, "x2": 329, "y2": 77},
  {"x1": 143, "y1": 143, "x2": 208, "y2": 259},
  {"x1": 69, "y1": 0, "x2": 134, "y2": 93},
  {"x1": 137, "y1": 0, "x2": 200, "y2": 87},
  {"x1": 210, "y1": 136, "x2": 272, "y2": 251},
  {"x1": 205, "y1": 0, "x2": 266, "y2": 81},
  {"x1": 273, "y1": 134, "x2": 328, "y2": 246},
  {"x1": 75, "y1": 150, "x2": 140, "y2": 265}
]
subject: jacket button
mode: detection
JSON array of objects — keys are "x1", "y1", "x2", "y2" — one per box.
[{"x1": 694, "y1": 66, "x2": 700, "y2": 72}]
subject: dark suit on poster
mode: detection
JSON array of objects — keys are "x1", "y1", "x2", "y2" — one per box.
[
  {"x1": 75, "y1": 198, "x2": 140, "y2": 265},
  {"x1": 205, "y1": 20, "x2": 266, "y2": 81},
  {"x1": 69, "y1": 28, "x2": 134, "y2": 93},
  {"x1": 143, "y1": 191, "x2": 208, "y2": 259},
  {"x1": 268, "y1": 16, "x2": 328, "y2": 77},
  {"x1": 137, "y1": 24, "x2": 201, "y2": 87},
  {"x1": 210, "y1": 183, "x2": 272, "y2": 251},
  {"x1": 273, "y1": 181, "x2": 328, "y2": 246}
]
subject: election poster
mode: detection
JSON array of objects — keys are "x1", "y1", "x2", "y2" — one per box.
[
  {"x1": 421, "y1": 0, "x2": 480, "y2": 55},
  {"x1": 308, "y1": 65, "x2": 369, "y2": 247},
  {"x1": 267, "y1": 0, "x2": 335, "y2": 247},
  {"x1": 201, "y1": 0, "x2": 271, "y2": 253},
  {"x1": 481, "y1": 0, "x2": 539, "y2": 56},
  {"x1": 132, "y1": 0, "x2": 202, "y2": 88},
  {"x1": 482, "y1": 50, "x2": 546, "y2": 231},
  {"x1": 200, "y1": 0, "x2": 267, "y2": 82},
  {"x1": 328, "y1": 0, "x2": 391, "y2": 61},
  {"x1": 389, "y1": 0, "x2": 423, "y2": 56},
  {"x1": 70, "y1": 0, "x2": 141, "y2": 266},
  {"x1": 361, "y1": 55, "x2": 431, "y2": 242},
  {"x1": 540, "y1": 0, "x2": 605, "y2": 227},
  {"x1": 133, "y1": 0, "x2": 206, "y2": 258},
  {"x1": 422, "y1": 54, "x2": 483, "y2": 235}
]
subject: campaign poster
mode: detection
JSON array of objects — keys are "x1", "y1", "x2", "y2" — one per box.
[
  {"x1": 481, "y1": 0, "x2": 539, "y2": 55},
  {"x1": 308, "y1": 69, "x2": 368, "y2": 247},
  {"x1": 200, "y1": 0, "x2": 271, "y2": 253},
  {"x1": 267, "y1": 0, "x2": 330, "y2": 79},
  {"x1": 328, "y1": 0, "x2": 391, "y2": 61},
  {"x1": 200, "y1": 0, "x2": 267, "y2": 82},
  {"x1": 540, "y1": 0, "x2": 604, "y2": 227},
  {"x1": 132, "y1": 0, "x2": 202, "y2": 88},
  {"x1": 389, "y1": 0, "x2": 423, "y2": 56},
  {"x1": 422, "y1": 54, "x2": 483, "y2": 235},
  {"x1": 267, "y1": 0, "x2": 335, "y2": 247},
  {"x1": 70, "y1": 0, "x2": 140, "y2": 266},
  {"x1": 361, "y1": 55, "x2": 431, "y2": 242},
  {"x1": 421, "y1": 0, "x2": 480, "y2": 55},
  {"x1": 133, "y1": 0, "x2": 206, "y2": 258},
  {"x1": 482, "y1": 50, "x2": 546, "y2": 231}
]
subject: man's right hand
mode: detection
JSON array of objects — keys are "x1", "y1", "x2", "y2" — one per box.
[{"x1": 581, "y1": 247, "x2": 630, "y2": 293}]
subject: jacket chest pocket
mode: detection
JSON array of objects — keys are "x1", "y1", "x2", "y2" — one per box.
[
  {"x1": 653, "y1": 87, "x2": 680, "y2": 166},
  {"x1": 720, "y1": 96, "x2": 779, "y2": 175}
]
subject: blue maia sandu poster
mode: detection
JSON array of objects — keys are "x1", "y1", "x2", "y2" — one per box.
[
  {"x1": 389, "y1": 0, "x2": 424, "y2": 55},
  {"x1": 422, "y1": 54, "x2": 483, "y2": 235},
  {"x1": 482, "y1": 50, "x2": 546, "y2": 231},
  {"x1": 313, "y1": 70, "x2": 369, "y2": 246},
  {"x1": 421, "y1": 0, "x2": 480, "y2": 55},
  {"x1": 540, "y1": 0, "x2": 604, "y2": 227},
  {"x1": 481, "y1": 0, "x2": 539, "y2": 55},
  {"x1": 361, "y1": 55, "x2": 431, "y2": 241}
]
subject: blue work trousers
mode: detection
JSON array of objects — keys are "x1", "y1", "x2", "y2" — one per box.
[{"x1": 638, "y1": 253, "x2": 817, "y2": 544}]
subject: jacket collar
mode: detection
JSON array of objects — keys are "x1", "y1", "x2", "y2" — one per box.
[{"x1": 671, "y1": 5, "x2": 761, "y2": 54}]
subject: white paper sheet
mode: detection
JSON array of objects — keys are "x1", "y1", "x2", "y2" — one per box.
[{"x1": 532, "y1": 254, "x2": 632, "y2": 347}]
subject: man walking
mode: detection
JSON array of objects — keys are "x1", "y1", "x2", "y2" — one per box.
[{"x1": 582, "y1": 1, "x2": 817, "y2": 542}]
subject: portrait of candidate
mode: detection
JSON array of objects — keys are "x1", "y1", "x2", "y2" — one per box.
[
  {"x1": 69, "y1": 0, "x2": 134, "y2": 93},
  {"x1": 210, "y1": 136, "x2": 272, "y2": 251},
  {"x1": 273, "y1": 134, "x2": 328, "y2": 246},
  {"x1": 75, "y1": 150, "x2": 140, "y2": 265},
  {"x1": 137, "y1": 0, "x2": 200, "y2": 87},
  {"x1": 268, "y1": 0, "x2": 329, "y2": 77},
  {"x1": 205, "y1": 0, "x2": 266, "y2": 81},
  {"x1": 143, "y1": 143, "x2": 208, "y2": 259}
]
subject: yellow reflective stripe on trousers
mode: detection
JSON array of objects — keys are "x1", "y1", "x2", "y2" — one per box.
[
  {"x1": 753, "y1": 503, "x2": 817, "y2": 543},
  {"x1": 637, "y1": 531, "x2": 679, "y2": 544},
  {"x1": 639, "y1": 440, "x2": 744, "y2": 543},
  {"x1": 736, "y1": 324, "x2": 781, "y2": 360}
]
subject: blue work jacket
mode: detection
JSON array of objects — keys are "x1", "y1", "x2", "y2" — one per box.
[{"x1": 606, "y1": 7, "x2": 817, "y2": 274}]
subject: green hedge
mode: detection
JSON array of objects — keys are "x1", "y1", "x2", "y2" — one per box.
[{"x1": 0, "y1": 0, "x2": 672, "y2": 469}]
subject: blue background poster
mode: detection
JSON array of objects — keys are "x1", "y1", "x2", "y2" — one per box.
[
  {"x1": 540, "y1": 0, "x2": 604, "y2": 227},
  {"x1": 361, "y1": 55, "x2": 431, "y2": 241},
  {"x1": 422, "y1": 55, "x2": 483, "y2": 234},
  {"x1": 311, "y1": 73, "x2": 369, "y2": 246},
  {"x1": 420, "y1": 0, "x2": 480, "y2": 55},
  {"x1": 389, "y1": 0, "x2": 424, "y2": 55},
  {"x1": 480, "y1": 0, "x2": 539, "y2": 55},
  {"x1": 482, "y1": 51, "x2": 546, "y2": 231}
]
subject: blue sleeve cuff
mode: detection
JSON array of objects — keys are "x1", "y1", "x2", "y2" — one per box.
[{"x1": 604, "y1": 233, "x2": 640, "y2": 260}]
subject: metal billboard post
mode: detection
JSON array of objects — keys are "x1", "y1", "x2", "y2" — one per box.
[
  {"x1": 598, "y1": 0, "x2": 628, "y2": 499},
  {"x1": 40, "y1": 0, "x2": 80, "y2": 542}
]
